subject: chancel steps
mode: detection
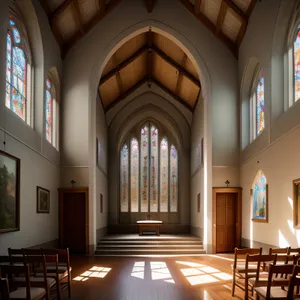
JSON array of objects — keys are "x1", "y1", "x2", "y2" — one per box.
[{"x1": 95, "y1": 235, "x2": 205, "y2": 256}]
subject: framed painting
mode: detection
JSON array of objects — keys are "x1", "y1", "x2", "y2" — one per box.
[
  {"x1": 0, "y1": 150, "x2": 20, "y2": 234},
  {"x1": 96, "y1": 138, "x2": 101, "y2": 165},
  {"x1": 293, "y1": 178, "x2": 300, "y2": 228},
  {"x1": 37, "y1": 186, "x2": 50, "y2": 213},
  {"x1": 251, "y1": 170, "x2": 268, "y2": 223}
]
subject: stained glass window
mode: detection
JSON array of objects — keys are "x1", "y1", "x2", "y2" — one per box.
[
  {"x1": 256, "y1": 76, "x2": 265, "y2": 136},
  {"x1": 120, "y1": 122, "x2": 179, "y2": 213},
  {"x1": 131, "y1": 138, "x2": 139, "y2": 212},
  {"x1": 150, "y1": 126, "x2": 158, "y2": 212},
  {"x1": 120, "y1": 144, "x2": 129, "y2": 212},
  {"x1": 160, "y1": 137, "x2": 168, "y2": 212},
  {"x1": 6, "y1": 16, "x2": 30, "y2": 123},
  {"x1": 45, "y1": 79, "x2": 53, "y2": 143},
  {"x1": 294, "y1": 26, "x2": 300, "y2": 102},
  {"x1": 140, "y1": 125, "x2": 149, "y2": 212},
  {"x1": 252, "y1": 171, "x2": 267, "y2": 222},
  {"x1": 170, "y1": 145, "x2": 178, "y2": 212}
]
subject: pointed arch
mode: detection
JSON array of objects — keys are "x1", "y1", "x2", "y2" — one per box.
[{"x1": 251, "y1": 170, "x2": 268, "y2": 223}]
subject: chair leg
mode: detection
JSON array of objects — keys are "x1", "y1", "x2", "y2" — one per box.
[
  {"x1": 232, "y1": 271, "x2": 236, "y2": 296},
  {"x1": 68, "y1": 276, "x2": 71, "y2": 298}
]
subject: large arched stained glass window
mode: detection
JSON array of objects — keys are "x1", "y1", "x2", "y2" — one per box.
[
  {"x1": 6, "y1": 16, "x2": 31, "y2": 124},
  {"x1": 45, "y1": 77, "x2": 59, "y2": 149},
  {"x1": 120, "y1": 144, "x2": 129, "y2": 212},
  {"x1": 120, "y1": 122, "x2": 178, "y2": 213},
  {"x1": 294, "y1": 25, "x2": 300, "y2": 103}
]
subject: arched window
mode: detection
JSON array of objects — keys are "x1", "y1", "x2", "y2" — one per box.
[
  {"x1": 6, "y1": 14, "x2": 32, "y2": 124},
  {"x1": 45, "y1": 76, "x2": 59, "y2": 149},
  {"x1": 250, "y1": 71, "x2": 264, "y2": 141},
  {"x1": 251, "y1": 170, "x2": 268, "y2": 223},
  {"x1": 294, "y1": 25, "x2": 300, "y2": 103},
  {"x1": 120, "y1": 122, "x2": 179, "y2": 213}
]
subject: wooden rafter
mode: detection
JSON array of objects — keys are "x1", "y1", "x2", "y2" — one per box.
[
  {"x1": 51, "y1": 0, "x2": 74, "y2": 20},
  {"x1": 180, "y1": 0, "x2": 238, "y2": 58},
  {"x1": 147, "y1": 29, "x2": 154, "y2": 84},
  {"x1": 194, "y1": 0, "x2": 201, "y2": 16},
  {"x1": 99, "y1": 44, "x2": 200, "y2": 88},
  {"x1": 175, "y1": 54, "x2": 187, "y2": 95},
  {"x1": 223, "y1": 0, "x2": 248, "y2": 22},
  {"x1": 112, "y1": 53, "x2": 123, "y2": 95},
  {"x1": 216, "y1": 1, "x2": 228, "y2": 34},
  {"x1": 146, "y1": 0, "x2": 155, "y2": 13},
  {"x1": 72, "y1": 0, "x2": 84, "y2": 35},
  {"x1": 98, "y1": 0, "x2": 105, "y2": 13}
]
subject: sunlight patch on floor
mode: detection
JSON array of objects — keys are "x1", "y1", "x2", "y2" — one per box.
[
  {"x1": 131, "y1": 261, "x2": 145, "y2": 279},
  {"x1": 73, "y1": 266, "x2": 111, "y2": 282}
]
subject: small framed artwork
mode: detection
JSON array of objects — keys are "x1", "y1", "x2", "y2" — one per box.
[
  {"x1": 37, "y1": 186, "x2": 50, "y2": 213},
  {"x1": 293, "y1": 178, "x2": 300, "y2": 228},
  {"x1": 197, "y1": 193, "x2": 201, "y2": 213},
  {"x1": 200, "y1": 138, "x2": 204, "y2": 165},
  {"x1": 100, "y1": 193, "x2": 103, "y2": 213},
  {"x1": 96, "y1": 138, "x2": 101, "y2": 165},
  {"x1": 0, "y1": 150, "x2": 20, "y2": 234}
]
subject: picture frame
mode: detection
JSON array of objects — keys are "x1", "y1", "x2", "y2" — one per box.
[
  {"x1": 0, "y1": 150, "x2": 20, "y2": 234},
  {"x1": 100, "y1": 193, "x2": 103, "y2": 213},
  {"x1": 293, "y1": 178, "x2": 300, "y2": 228},
  {"x1": 37, "y1": 186, "x2": 50, "y2": 213},
  {"x1": 197, "y1": 193, "x2": 201, "y2": 213},
  {"x1": 251, "y1": 170, "x2": 268, "y2": 223},
  {"x1": 96, "y1": 138, "x2": 101, "y2": 165}
]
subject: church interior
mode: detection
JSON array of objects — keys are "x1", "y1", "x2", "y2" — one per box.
[{"x1": 1, "y1": 0, "x2": 300, "y2": 299}]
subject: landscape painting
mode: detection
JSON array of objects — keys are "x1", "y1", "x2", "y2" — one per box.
[
  {"x1": 37, "y1": 186, "x2": 50, "y2": 213},
  {"x1": 0, "y1": 150, "x2": 20, "y2": 233}
]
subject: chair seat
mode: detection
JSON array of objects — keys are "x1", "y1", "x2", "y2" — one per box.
[
  {"x1": 233, "y1": 264, "x2": 258, "y2": 273},
  {"x1": 248, "y1": 276, "x2": 268, "y2": 287},
  {"x1": 15, "y1": 277, "x2": 56, "y2": 287},
  {"x1": 254, "y1": 286, "x2": 288, "y2": 299},
  {"x1": 9, "y1": 287, "x2": 46, "y2": 300}
]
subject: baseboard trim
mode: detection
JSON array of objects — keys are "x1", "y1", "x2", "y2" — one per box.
[{"x1": 28, "y1": 239, "x2": 59, "y2": 249}]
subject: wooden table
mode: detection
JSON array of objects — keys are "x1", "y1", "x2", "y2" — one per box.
[{"x1": 137, "y1": 221, "x2": 162, "y2": 236}]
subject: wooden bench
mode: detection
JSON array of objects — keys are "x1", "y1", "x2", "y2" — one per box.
[{"x1": 137, "y1": 220, "x2": 162, "y2": 236}]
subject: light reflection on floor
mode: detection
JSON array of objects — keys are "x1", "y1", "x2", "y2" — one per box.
[
  {"x1": 176, "y1": 261, "x2": 232, "y2": 286},
  {"x1": 73, "y1": 266, "x2": 112, "y2": 282},
  {"x1": 131, "y1": 261, "x2": 145, "y2": 279}
]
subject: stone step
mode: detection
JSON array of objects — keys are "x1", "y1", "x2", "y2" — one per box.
[
  {"x1": 95, "y1": 248, "x2": 206, "y2": 255},
  {"x1": 98, "y1": 240, "x2": 203, "y2": 245},
  {"x1": 97, "y1": 244, "x2": 204, "y2": 249}
]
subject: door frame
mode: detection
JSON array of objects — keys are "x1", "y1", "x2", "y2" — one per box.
[
  {"x1": 212, "y1": 187, "x2": 242, "y2": 254},
  {"x1": 58, "y1": 187, "x2": 89, "y2": 254}
]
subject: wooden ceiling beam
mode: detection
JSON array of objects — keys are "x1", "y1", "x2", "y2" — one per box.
[
  {"x1": 100, "y1": 45, "x2": 148, "y2": 85},
  {"x1": 51, "y1": 0, "x2": 74, "y2": 20},
  {"x1": 151, "y1": 78, "x2": 193, "y2": 111},
  {"x1": 146, "y1": 0, "x2": 155, "y2": 13},
  {"x1": 152, "y1": 45, "x2": 201, "y2": 88},
  {"x1": 180, "y1": 0, "x2": 238, "y2": 58},
  {"x1": 98, "y1": 0, "x2": 106, "y2": 13},
  {"x1": 112, "y1": 53, "x2": 124, "y2": 95},
  {"x1": 216, "y1": 1, "x2": 228, "y2": 33},
  {"x1": 62, "y1": 0, "x2": 122, "y2": 58},
  {"x1": 105, "y1": 77, "x2": 148, "y2": 112},
  {"x1": 223, "y1": 0, "x2": 248, "y2": 22},
  {"x1": 175, "y1": 54, "x2": 187, "y2": 95},
  {"x1": 72, "y1": 0, "x2": 85, "y2": 35},
  {"x1": 194, "y1": 0, "x2": 202, "y2": 16},
  {"x1": 147, "y1": 30, "x2": 154, "y2": 83}
]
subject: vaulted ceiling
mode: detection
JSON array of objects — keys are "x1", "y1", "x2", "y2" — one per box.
[
  {"x1": 99, "y1": 30, "x2": 201, "y2": 112},
  {"x1": 39, "y1": 0, "x2": 257, "y2": 58}
]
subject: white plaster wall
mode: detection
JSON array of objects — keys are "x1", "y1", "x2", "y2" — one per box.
[
  {"x1": 239, "y1": 0, "x2": 300, "y2": 247},
  {"x1": 61, "y1": 0, "x2": 238, "y2": 249},
  {"x1": 0, "y1": 0, "x2": 62, "y2": 253}
]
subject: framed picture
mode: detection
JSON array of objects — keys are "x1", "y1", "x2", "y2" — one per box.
[
  {"x1": 251, "y1": 170, "x2": 268, "y2": 223},
  {"x1": 0, "y1": 150, "x2": 20, "y2": 234},
  {"x1": 197, "y1": 193, "x2": 201, "y2": 213},
  {"x1": 37, "y1": 186, "x2": 50, "y2": 213},
  {"x1": 100, "y1": 193, "x2": 103, "y2": 213},
  {"x1": 96, "y1": 138, "x2": 101, "y2": 165},
  {"x1": 293, "y1": 178, "x2": 300, "y2": 228}
]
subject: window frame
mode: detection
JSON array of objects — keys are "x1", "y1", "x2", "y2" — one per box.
[
  {"x1": 292, "y1": 25, "x2": 300, "y2": 106},
  {"x1": 6, "y1": 15, "x2": 33, "y2": 126},
  {"x1": 119, "y1": 120, "x2": 179, "y2": 214}
]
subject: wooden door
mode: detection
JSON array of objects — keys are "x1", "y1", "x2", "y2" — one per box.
[
  {"x1": 216, "y1": 193, "x2": 236, "y2": 253},
  {"x1": 59, "y1": 188, "x2": 88, "y2": 254}
]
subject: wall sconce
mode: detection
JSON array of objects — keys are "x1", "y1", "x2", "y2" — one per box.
[
  {"x1": 225, "y1": 180, "x2": 230, "y2": 187},
  {"x1": 70, "y1": 180, "x2": 76, "y2": 188}
]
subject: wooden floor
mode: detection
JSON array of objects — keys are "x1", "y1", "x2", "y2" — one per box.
[{"x1": 63, "y1": 254, "x2": 244, "y2": 300}]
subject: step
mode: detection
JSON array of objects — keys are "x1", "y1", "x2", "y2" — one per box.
[
  {"x1": 95, "y1": 249, "x2": 206, "y2": 255},
  {"x1": 98, "y1": 240, "x2": 203, "y2": 245},
  {"x1": 97, "y1": 244, "x2": 204, "y2": 249}
]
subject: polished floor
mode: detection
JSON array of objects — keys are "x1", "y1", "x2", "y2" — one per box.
[{"x1": 63, "y1": 254, "x2": 243, "y2": 300}]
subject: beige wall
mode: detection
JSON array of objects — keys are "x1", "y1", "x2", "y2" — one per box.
[
  {"x1": 239, "y1": 0, "x2": 300, "y2": 248},
  {"x1": 0, "y1": 0, "x2": 62, "y2": 254}
]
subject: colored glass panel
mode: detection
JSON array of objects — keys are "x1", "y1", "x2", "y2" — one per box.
[
  {"x1": 170, "y1": 145, "x2": 178, "y2": 212},
  {"x1": 140, "y1": 125, "x2": 149, "y2": 212},
  {"x1": 256, "y1": 76, "x2": 264, "y2": 136},
  {"x1": 120, "y1": 144, "x2": 129, "y2": 212},
  {"x1": 294, "y1": 28, "x2": 300, "y2": 102},
  {"x1": 150, "y1": 126, "x2": 158, "y2": 212},
  {"x1": 252, "y1": 171, "x2": 267, "y2": 220},
  {"x1": 45, "y1": 90, "x2": 52, "y2": 143},
  {"x1": 131, "y1": 138, "x2": 139, "y2": 212},
  {"x1": 46, "y1": 79, "x2": 51, "y2": 89},
  {"x1": 160, "y1": 138, "x2": 168, "y2": 212}
]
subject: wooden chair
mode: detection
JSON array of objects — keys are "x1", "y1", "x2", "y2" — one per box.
[
  {"x1": 0, "y1": 264, "x2": 47, "y2": 300},
  {"x1": 42, "y1": 249, "x2": 71, "y2": 298},
  {"x1": 7, "y1": 248, "x2": 25, "y2": 265},
  {"x1": 232, "y1": 247, "x2": 262, "y2": 297},
  {"x1": 269, "y1": 248, "x2": 289, "y2": 256},
  {"x1": 286, "y1": 265, "x2": 300, "y2": 299},
  {"x1": 254, "y1": 263, "x2": 294, "y2": 300},
  {"x1": 288, "y1": 247, "x2": 300, "y2": 255},
  {"x1": 245, "y1": 254, "x2": 277, "y2": 300}
]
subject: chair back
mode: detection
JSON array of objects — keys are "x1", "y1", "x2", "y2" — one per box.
[
  {"x1": 269, "y1": 247, "x2": 289, "y2": 255},
  {"x1": 233, "y1": 247, "x2": 262, "y2": 268},
  {"x1": 274, "y1": 254, "x2": 294, "y2": 265},
  {"x1": 23, "y1": 249, "x2": 43, "y2": 256},
  {"x1": 43, "y1": 248, "x2": 70, "y2": 269},
  {"x1": 287, "y1": 265, "x2": 300, "y2": 299},
  {"x1": 288, "y1": 247, "x2": 300, "y2": 255},
  {"x1": 0, "y1": 278, "x2": 10, "y2": 300},
  {"x1": 7, "y1": 248, "x2": 25, "y2": 264},
  {"x1": 0, "y1": 264, "x2": 31, "y2": 299}
]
